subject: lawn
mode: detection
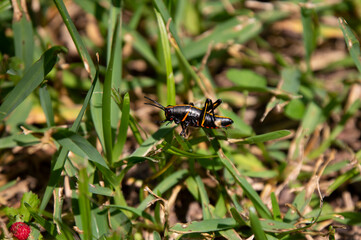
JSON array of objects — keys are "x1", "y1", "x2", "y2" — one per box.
[{"x1": 1, "y1": 0, "x2": 361, "y2": 239}]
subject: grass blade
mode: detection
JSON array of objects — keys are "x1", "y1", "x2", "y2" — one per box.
[
  {"x1": 40, "y1": 71, "x2": 99, "y2": 211},
  {"x1": 249, "y1": 207, "x2": 267, "y2": 240},
  {"x1": 113, "y1": 92, "x2": 130, "y2": 163},
  {"x1": 339, "y1": 18, "x2": 361, "y2": 73},
  {"x1": 103, "y1": 14, "x2": 121, "y2": 164},
  {"x1": 39, "y1": 84, "x2": 55, "y2": 127},
  {"x1": 78, "y1": 167, "x2": 92, "y2": 240},
  {"x1": 155, "y1": 8, "x2": 176, "y2": 105},
  {"x1": 53, "y1": 0, "x2": 96, "y2": 78},
  {"x1": 0, "y1": 46, "x2": 66, "y2": 121},
  {"x1": 12, "y1": 0, "x2": 34, "y2": 71}
]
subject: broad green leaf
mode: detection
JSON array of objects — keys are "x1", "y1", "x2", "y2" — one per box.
[
  {"x1": 285, "y1": 99, "x2": 305, "y2": 120},
  {"x1": 226, "y1": 69, "x2": 267, "y2": 91}
]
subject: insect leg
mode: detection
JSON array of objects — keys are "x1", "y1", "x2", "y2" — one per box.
[
  {"x1": 207, "y1": 99, "x2": 217, "y2": 124},
  {"x1": 199, "y1": 98, "x2": 213, "y2": 127},
  {"x1": 207, "y1": 99, "x2": 222, "y2": 112},
  {"x1": 180, "y1": 120, "x2": 189, "y2": 137}
]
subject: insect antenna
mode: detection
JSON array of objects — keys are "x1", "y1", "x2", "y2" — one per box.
[{"x1": 144, "y1": 96, "x2": 165, "y2": 111}]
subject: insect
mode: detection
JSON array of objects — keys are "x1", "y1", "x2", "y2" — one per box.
[{"x1": 144, "y1": 96, "x2": 233, "y2": 137}]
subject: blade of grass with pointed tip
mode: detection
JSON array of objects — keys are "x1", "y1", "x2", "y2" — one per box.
[
  {"x1": 339, "y1": 18, "x2": 361, "y2": 73},
  {"x1": 234, "y1": 130, "x2": 291, "y2": 144},
  {"x1": 107, "y1": 3, "x2": 123, "y2": 136},
  {"x1": 12, "y1": 0, "x2": 34, "y2": 71},
  {"x1": 301, "y1": 6, "x2": 318, "y2": 73},
  {"x1": 0, "y1": 46, "x2": 66, "y2": 121},
  {"x1": 113, "y1": 93, "x2": 130, "y2": 163},
  {"x1": 53, "y1": 0, "x2": 96, "y2": 78},
  {"x1": 271, "y1": 192, "x2": 282, "y2": 221},
  {"x1": 153, "y1": 0, "x2": 182, "y2": 49},
  {"x1": 39, "y1": 84, "x2": 55, "y2": 127},
  {"x1": 155, "y1": 8, "x2": 176, "y2": 105},
  {"x1": 103, "y1": 15, "x2": 121, "y2": 165}
]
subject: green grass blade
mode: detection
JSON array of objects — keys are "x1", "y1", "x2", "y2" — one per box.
[
  {"x1": 301, "y1": 6, "x2": 318, "y2": 73},
  {"x1": 195, "y1": 175, "x2": 212, "y2": 219},
  {"x1": 78, "y1": 167, "x2": 92, "y2": 240},
  {"x1": 308, "y1": 99, "x2": 361, "y2": 159},
  {"x1": 249, "y1": 207, "x2": 267, "y2": 240},
  {"x1": 326, "y1": 167, "x2": 359, "y2": 196},
  {"x1": 226, "y1": 69, "x2": 268, "y2": 92},
  {"x1": 113, "y1": 92, "x2": 130, "y2": 163},
  {"x1": 175, "y1": 17, "x2": 261, "y2": 64},
  {"x1": 39, "y1": 84, "x2": 55, "y2": 127},
  {"x1": 153, "y1": 0, "x2": 182, "y2": 49},
  {"x1": 208, "y1": 136, "x2": 272, "y2": 219},
  {"x1": 270, "y1": 192, "x2": 282, "y2": 221},
  {"x1": 219, "y1": 229, "x2": 243, "y2": 240},
  {"x1": 130, "y1": 125, "x2": 174, "y2": 157},
  {"x1": 53, "y1": 0, "x2": 96, "y2": 78},
  {"x1": 53, "y1": 130, "x2": 109, "y2": 169},
  {"x1": 107, "y1": 3, "x2": 123, "y2": 134},
  {"x1": 0, "y1": 46, "x2": 66, "y2": 121},
  {"x1": 103, "y1": 15, "x2": 121, "y2": 165},
  {"x1": 339, "y1": 18, "x2": 361, "y2": 73},
  {"x1": 155, "y1": 8, "x2": 176, "y2": 105},
  {"x1": 12, "y1": 0, "x2": 34, "y2": 71},
  {"x1": 170, "y1": 218, "x2": 238, "y2": 233},
  {"x1": 230, "y1": 208, "x2": 248, "y2": 226},
  {"x1": 40, "y1": 72, "x2": 98, "y2": 211},
  {"x1": 105, "y1": 205, "x2": 155, "y2": 222},
  {"x1": 233, "y1": 130, "x2": 291, "y2": 144}
]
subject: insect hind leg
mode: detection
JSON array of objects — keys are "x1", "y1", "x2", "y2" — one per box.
[
  {"x1": 199, "y1": 98, "x2": 216, "y2": 127},
  {"x1": 206, "y1": 99, "x2": 222, "y2": 112}
]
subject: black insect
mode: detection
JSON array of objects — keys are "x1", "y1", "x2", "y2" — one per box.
[{"x1": 145, "y1": 96, "x2": 233, "y2": 137}]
